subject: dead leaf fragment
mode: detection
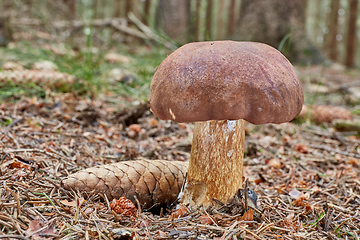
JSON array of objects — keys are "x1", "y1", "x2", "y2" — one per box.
[
  {"x1": 171, "y1": 204, "x2": 188, "y2": 218},
  {"x1": 199, "y1": 215, "x2": 214, "y2": 225},
  {"x1": 268, "y1": 158, "x2": 281, "y2": 168},
  {"x1": 105, "y1": 52, "x2": 133, "y2": 64},
  {"x1": 240, "y1": 209, "x2": 254, "y2": 221},
  {"x1": 60, "y1": 198, "x2": 85, "y2": 207},
  {"x1": 139, "y1": 219, "x2": 151, "y2": 228},
  {"x1": 294, "y1": 144, "x2": 309, "y2": 154},
  {"x1": 25, "y1": 219, "x2": 57, "y2": 240}
]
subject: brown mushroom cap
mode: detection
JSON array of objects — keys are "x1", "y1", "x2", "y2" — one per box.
[{"x1": 150, "y1": 41, "x2": 304, "y2": 124}]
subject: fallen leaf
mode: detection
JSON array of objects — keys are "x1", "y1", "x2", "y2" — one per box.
[
  {"x1": 25, "y1": 219, "x2": 57, "y2": 240},
  {"x1": 289, "y1": 189, "x2": 304, "y2": 200},
  {"x1": 140, "y1": 220, "x2": 151, "y2": 228},
  {"x1": 240, "y1": 209, "x2": 254, "y2": 221},
  {"x1": 294, "y1": 144, "x2": 309, "y2": 154},
  {"x1": 268, "y1": 158, "x2": 281, "y2": 168},
  {"x1": 60, "y1": 198, "x2": 85, "y2": 207},
  {"x1": 105, "y1": 52, "x2": 133, "y2": 64},
  {"x1": 282, "y1": 135, "x2": 292, "y2": 144},
  {"x1": 6, "y1": 159, "x2": 31, "y2": 170},
  {"x1": 254, "y1": 174, "x2": 266, "y2": 184},
  {"x1": 171, "y1": 204, "x2": 188, "y2": 218},
  {"x1": 149, "y1": 118, "x2": 158, "y2": 126},
  {"x1": 199, "y1": 215, "x2": 213, "y2": 225},
  {"x1": 158, "y1": 230, "x2": 167, "y2": 238}
]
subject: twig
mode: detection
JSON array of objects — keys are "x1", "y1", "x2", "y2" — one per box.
[
  {"x1": 309, "y1": 144, "x2": 360, "y2": 158},
  {"x1": 244, "y1": 179, "x2": 249, "y2": 212},
  {"x1": 3, "y1": 117, "x2": 23, "y2": 133},
  {"x1": 6, "y1": 187, "x2": 21, "y2": 216},
  {"x1": 128, "y1": 12, "x2": 177, "y2": 50},
  {"x1": 1, "y1": 148, "x2": 76, "y2": 167},
  {"x1": 238, "y1": 226, "x2": 262, "y2": 240},
  {"x1": 255, "y1": 222, "x2": 274, "y2": 235},
  {"x1": 327, "y1": 203, "x2": 353, "y2": 214},
  {"x1": 0, "y1": 235, "x2": 29, "y2": 240}
]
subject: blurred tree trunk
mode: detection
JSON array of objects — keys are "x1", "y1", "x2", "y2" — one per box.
[
  {"x1": 159, "y1": 0, "x2": 191, "y2": 44},
  {"x1": 234, "y1": 0, "x2": 325, "y2": 64},
  {"x1": 143, "y1": 0, "x2": 152, "y2": 25},
  {"x1": 227, "y1": 0, "x2": 236, "y2": 37},
  {"x1": 195, "y1": 0, "x2": 202, "y2": 41},
  {"x1": 62, "y1": 0, "x2": 76, "y2": 19},
  {"x1": 216, "y1": 0, "x2": 225, "y2": 40},
  {"x1": 205, "y1": 0, "x2": 213, "y2": 39},
  {"x1": 0, "y1": 1, "x2": 12, "y2": 47},
  {"x1": 327, "y1": 0, "x2": 340, "y2": 61},
  {"x1": 114, "y1": 0, "x2": 124, "y2": 18},
  {"x1": 345, "y1": 0, "x2": 358, "y2": 68}
]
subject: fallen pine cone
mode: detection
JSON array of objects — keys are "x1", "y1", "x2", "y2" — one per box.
[
  {"x1": 0, "y1": 69, "x2": 75, "y2": 90},
  {"x1": 298, "y1": 105, "x2": 352, "y2": 124},
  {"x1": 62, "y1": 160, "x2": 188, "y2": 209}
]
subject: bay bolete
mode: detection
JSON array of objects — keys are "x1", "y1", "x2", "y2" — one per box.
[{"x1": 150, "y1": 41, "x2": 303, "y2": 207}]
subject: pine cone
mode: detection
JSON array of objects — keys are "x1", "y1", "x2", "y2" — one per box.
[
  {"x1": 62, "y1": 160, "x2": 188, "y2": 209},
  {"x1": 299, "y1": 105, "x2": 352, "y2": 124},
  {"x1": 0, "y1": 70, "x2": 75, "y2": 89}
]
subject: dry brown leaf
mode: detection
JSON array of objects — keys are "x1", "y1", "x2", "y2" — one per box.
[
  {"x1": 139, "y1": 219, "x2": 151, "y2": 228},
  {"x1": 199, "y1": 215, "x2": 213, "y2": 225},
  {"x1": 240, "y1": 209, "x2": 254, "y2": 221},
  {"x1": 171, "y1": 204, "x2": 188, "y2": 218},
  {"x1": 105, "y1": 52, "x2": 133, "y2": 64},
  {"x1": 25, "y1": 219, "x2": 56, "y2": 240},
  {"x1": 158, "y1": 230, "x2": 167, "y2": 238},
  {"x1": 268, "y1": 158, "x2": 281, "y2": 168},
  {"x1": 294, "y1": 144, "x2": 309, "y2": 154},
  {"x1": 60, "y1": 198, "x2": 85, "y2": 207}
]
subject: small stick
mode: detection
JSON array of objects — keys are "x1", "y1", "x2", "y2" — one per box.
[
  {"x1": 309, "y1": 144, "x2": 360, "y2": 158},
  {"x1": 0, "y1": 235, "x2": 28, "y2": 240},
  {"x1": 6, "y1": 187, "x2": 21, "y2": 216},
  {"x1": 134, "y1": 195, "x2": 142, "y2": 215},
  {"x1": 238, "y1": 226, "x2": 262, "y2": 240},
  {"x1": 244, "y1": 179, "x2": 249, "y2": 212}
]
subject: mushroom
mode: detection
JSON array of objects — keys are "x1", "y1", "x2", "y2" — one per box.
[{"x1": 150, "y1": 41, "x2": 304, "y2": 208}]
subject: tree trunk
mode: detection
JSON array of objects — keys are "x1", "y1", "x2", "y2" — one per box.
[
  {"x1": 327, "y1": 0, "x2": 340, "y2": 61},
  {"x1": 62, "y1": 0, "x2": 76, "y2": 19},
  {"x1": 159, "y1": 0, "x2": 191, "y2": 44},
  {"x1": 195, "y1": 0, "x2": 202, "y2": 41},
  {"x1": 345, "y1": 0, "x2": 358, "y2": 68},
  {"x1": 114, "y1": 0, "x2": 124, "y2": 18},
  {"x1": 227, "y1": 0, "x2": 236, "y2": 37},
  {"x1": 216, "y1": 0, "x2": 225, "y2": 40},
  {"x1": 234, "y1": 0, "x2": 325, "y2": 64},
  {"x1": 143, "y1": 0, "x2": 152, "y2": 25},
  {"x1": 205, "y1": 0, "x2": 213, "y2": 39}
]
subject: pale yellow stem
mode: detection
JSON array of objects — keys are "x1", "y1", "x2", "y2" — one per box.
[{"x1": 180, "y1": 119, "x2": 245, "y2": 208}]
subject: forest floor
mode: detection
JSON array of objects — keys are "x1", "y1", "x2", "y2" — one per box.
[{"x1": 1, "y1": 43, "x2": 360, "y2": 239}]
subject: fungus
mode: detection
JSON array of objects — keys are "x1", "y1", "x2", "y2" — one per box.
[{"x1": 150, "y1": 41, "x2": 303, "y2": 207}]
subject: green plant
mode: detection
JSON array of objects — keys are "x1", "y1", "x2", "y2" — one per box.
[
  {"x1": 310, "y1": 211, "x2": 325, "y2": 227},
  {"x1": 278, "y1": 32, "x2": 293, "y2": 56}
]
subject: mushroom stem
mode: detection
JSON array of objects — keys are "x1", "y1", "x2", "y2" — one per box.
[{"x1": 180, "y1": 119, "x2": 245, "y2": 207}]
